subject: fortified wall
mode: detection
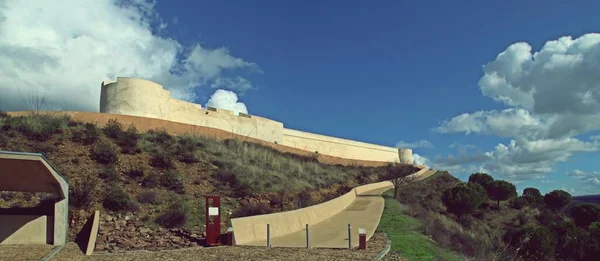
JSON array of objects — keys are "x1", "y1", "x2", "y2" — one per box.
[{"x1": 100, "y1": 77, "x2": 413, "y2": 164}]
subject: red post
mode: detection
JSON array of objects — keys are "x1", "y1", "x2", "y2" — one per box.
[
  {"x1": 205, "y1": 196, "x2": 221, "y2": 246},
  {"x1": 358, "y1": 228, "x2": 366, "y2": 250}
]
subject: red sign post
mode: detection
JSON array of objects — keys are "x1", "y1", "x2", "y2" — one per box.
[{"x1": 204, "y1": 196, "x2": 221, "y2": 246}]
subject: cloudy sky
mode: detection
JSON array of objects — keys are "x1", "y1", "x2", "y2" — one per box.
[{"x1": 1, "y1": 0, "x2": 600, "y2": 196}]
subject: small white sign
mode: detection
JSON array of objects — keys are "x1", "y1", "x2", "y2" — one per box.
[{"x1": 208, "y1": 207, "x2": 219, "y2": 216}]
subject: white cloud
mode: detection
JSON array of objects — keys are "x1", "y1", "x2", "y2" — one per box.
[
  {"x1": 412, "y1": 153, "x2": 429, "y2": 167},
  {"x1": 206, "y1": 89, "x2": 248, "y2": 115},
  {"x1": 396, "y1": 140, "x2": 434, "y2": 149},
  {"x1": 434, "y1": 33, "x2": 600, "y2": 181},
  {"x1": 0, "y1": 0, "x2": 259, "y2": 112}
]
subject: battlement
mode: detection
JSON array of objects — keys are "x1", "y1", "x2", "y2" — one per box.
[{"x1": 100, "y1": 77, "x2": 413, "y2": 163}]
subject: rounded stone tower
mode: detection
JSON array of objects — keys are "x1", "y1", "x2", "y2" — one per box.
[{"x1": 398, "y1": 149, "x2": 413, "y2": 164}]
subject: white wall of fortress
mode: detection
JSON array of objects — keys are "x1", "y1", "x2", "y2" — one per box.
[{"x1": 100, "y1": 77, "x2": 413, "y2": 164}]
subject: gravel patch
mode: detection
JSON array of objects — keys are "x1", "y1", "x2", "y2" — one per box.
[
  {"x1": 53, "y1": 233, "x2": 388, "y2": 261},
  {"x1": 0, "y1": 244, "x2": 55, "y2": 261}
]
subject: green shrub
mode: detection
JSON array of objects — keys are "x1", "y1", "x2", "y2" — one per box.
[
  {"x1": 231, "y1": 202, "x2": 274, "y2": 218},
  {"x1": 523, "y1": 187, "x2": 543, "y2": 205},
  {"x1": 213, "y1": 171, "x2": 248, "y2": 196},
  {"x1": 544, "y1": 190, "x2": 572, "y2": 210},
  {"x1": 509, "y1": 196, "x2": 528, "y2": 210},
  {"x1": 161, "y1": 170, "x2": 185, "y2": 194},
  {"x1": 98, "y1": 166, "x2": 118, "y2": 181},
  {"x1": 5, "y1": 115, "x2": 69, "y2": 141},
  {"x1": 137, "y1": 190, "x2": 161, "y2": 205},
  {"x1": 126, "y1": 164, "x2": 145, "y2": 179},
  {"x1": 118, "y1": 124, "x2": 140, "y2": 154},
  {"x1": 90, "y1": 139, "x2": 119, "y2": 164},
  {"x1": 149, "y1": 149, "x2": 175, "y2": 169},
  {"x1": 509, "y1": 226, "x2": 557, "y2": 261},
  {"x1": 0, "y1": 111, "x2": 8, "y2": 118},
  {"x1": 102, "y1": 119, "x2": 123, "y2": 140},
  {"x1": 156, "y1": 201, "x2": 188, "y2": 228},
  {"x1": 146, "y1": 128, "x2": 173, "y2": 145},
  {"x1": 468, "y1": 173, "x2": 494, "y2": 189},
  {"x1": 103, "y1": 183, "x2": 139, "y2": 212},
  {"x1": 486, "y1": 180, "x2": 517, "y2": 209},
  {"x1": 70, "y1": 178, "x2": 98, "y2": 208},
  {"x1": 141, "y1": 171, "x2": 160, "y2": 188},
  {"x1": 175, "y1": 135, "x2": 200, "y2": 163},
  {"x1": 295, "y1": 190, "x2": 314, "y2": 208},
  {"x1": 570, "y1": 203, "x2": 600, "y2": 228},
  {"x1": 442, "y1": 182, "x2": 488, "y2": 216},
  {"x1": 71, "y1": 123, "x2": 100, "y2": 145},
  {"x1": 550, "y1": 220, "x2": 588, "y2": 260}
]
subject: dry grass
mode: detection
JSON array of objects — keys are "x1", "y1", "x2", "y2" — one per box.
[{"x1": 0, "y1": 113, "x2": 417, "y2": 245}]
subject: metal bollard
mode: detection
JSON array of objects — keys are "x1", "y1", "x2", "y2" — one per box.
[
  {"x1": 267, "y1": 224, "x2": 271, "y2": 248},
  {"x1": 348, "y1": 223, "x2": 352, "y2": 249},
  {"x1": 306, "y1": 224, "x2": 310, "y2": 248}
]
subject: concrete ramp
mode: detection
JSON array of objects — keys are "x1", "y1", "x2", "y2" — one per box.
[{"x1": 231, "y1": 168, "x2": 438, "y2": 248}]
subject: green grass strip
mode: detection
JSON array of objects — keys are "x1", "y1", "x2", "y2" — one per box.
[{"x1": 377, "y1": 190, "x2": 462, "y2": 261}]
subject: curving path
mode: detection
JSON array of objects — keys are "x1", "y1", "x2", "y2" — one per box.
[{"x1": 243, "y1": 169, "x2": 439, "y2": 248}]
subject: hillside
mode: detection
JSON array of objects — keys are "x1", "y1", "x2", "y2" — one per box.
[
  {"x1": 0, "y1": 112, "x2": 418, "y2": 252},
  {"x1": 393, "y1": 171, "x2": 600, "y2": 261},
  {"x1": 573, "y1": 194, "x2": 600, "y2": 204}
]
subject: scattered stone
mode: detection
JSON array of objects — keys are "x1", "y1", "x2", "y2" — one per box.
[{"x1": 104, "y1": 215, "x2": 113, "y2": 222}]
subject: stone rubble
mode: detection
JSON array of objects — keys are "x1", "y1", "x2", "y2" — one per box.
[{"x1": 95, "y1": 213, "x2": 206, "y2": 252}]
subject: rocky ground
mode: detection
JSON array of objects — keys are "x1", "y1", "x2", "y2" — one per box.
[
  {"x1": 52, "y1": 232, "x2": 390, "y2": 261},
  {"x1": 95, "y1": 212, "x2": 206, "y2": 251}
]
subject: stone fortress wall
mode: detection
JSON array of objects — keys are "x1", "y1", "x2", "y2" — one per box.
[{"x1": 100, "y1": 77, "x2": 413, "y2": 164}]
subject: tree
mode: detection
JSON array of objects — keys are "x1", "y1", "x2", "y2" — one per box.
[
  {"x1": 468, "y1": 173, "x2": 494, "y2": 189},
  {"x1": 522, "y1": 187, "x2": 543, "y2": 205},
  {"x1": 515, "y1": 226, "x2": 557, "y2": 261},
  {"x1": 487, "y1": 180, "x2": 517, "y2": 209},
  {"x1": 442, "y1": 182, "x2": 488, "y2": 216},
  {"x1": 549, "y1": 220, "x2": 589, "y2": 260},
  {"x1": 544, "y1": 190, "x2": 572, "y2": 210},
  {"x1": 383, "y1": 164, "x2": 417, "y2": 199},
  {"x1": 570, "y1": 203, "x2": 600, "y2": 228}
]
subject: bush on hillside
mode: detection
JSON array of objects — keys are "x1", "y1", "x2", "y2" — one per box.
[
  {"x1": 102, "y1": 119, "x2": 123, "y2": 140},
  {"x1": 4, "y1": 115, "x2": 69, "y2": 141},
  {"x1": 161, "y1": 170, "x2": 185, "y2": 194},
  {"x1": 231, "y1": 202, "x2": 274, "y2": 218},
  {"x1": 71, "y1": 123, "x2": 101, "y2": 145},
  {"x1": 141, "y1": 171, "x2": 160, "y2": 188},
  {"x1": 155, "y1": 201, "x2": 188, "y2": 228},
  {"x1": 137, "y1": 190, "x2": 161, "y2": 205},
  {"x1": 486, "y1": 180, "x2": 517, "y2": 209},
  {"x1": 213, "y1": 171, "x2": 248, "y2": 196},
  {"x1": 90, "y1": 139, "x2": 119, "y2": 164},
  {"x1": 468, "y1": 173, "x2": 494, "y2": 189},
  {"x1": 506, "y1": 226, "x2": 557, "y2": 261},
  {"x1": 97, "y1": 166, "x2": 118, "y2": 181},
  {"x1": 103, "y1": 183, "x2": 139, "y2": 212},
  {"x1": 523, "y1": 187, "x2": 543, "y2": 205},
  {"x1": 509, "y1": 196, "x2": 528, "y2": 210},
  {"x1": 126, "y1": 164, "x2": 146, "y2": 179},
  {"x1": 146, "y1": 128, "x2": 173, "y2": 146},
  {"x1": 118, "y1": 124, "x2": 140, "y2": 154},
  {"x1": 442, "y1": 182, "x2": 488, "y2": 216},
  {"x1": 549, "y1": 220, "x2": 589, "y2": 260},
  {"x1": 70, "y1": 177, "x2": 98, "y2": 208},
  {"x1": 570, "y1": 203, "x2": 600, "y2": 228},
  {"x1": 0, "y1": 111, "x2": 8, "y2": 118},
  {"x1": 149, "y1": 148, "x2": 175, "y2": 169},
  {"x1": 544, "y1": 190, "x2": 572, "y2": 210},
  {"x1": 175, "y1": 135, "x2": 200, "y2": 163}
]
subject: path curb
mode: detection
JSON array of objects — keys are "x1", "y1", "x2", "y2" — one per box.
[
  {"x1": 39, "y1": 245, "x2": 65, "y2": 261},
  {"x1": 371, "y1": 233, "x2": 391, "y2": 261}
]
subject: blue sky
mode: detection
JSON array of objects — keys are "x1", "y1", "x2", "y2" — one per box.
[{"x1": 1, "y1": 0, "x2": 600, "y2": 195}]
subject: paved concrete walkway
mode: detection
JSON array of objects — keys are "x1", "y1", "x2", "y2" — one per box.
[{"x1": 247, "y1": 169, "x2": 438, "y2": 248}]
